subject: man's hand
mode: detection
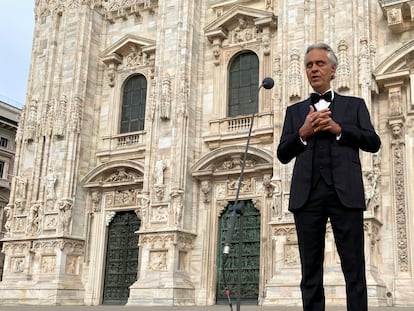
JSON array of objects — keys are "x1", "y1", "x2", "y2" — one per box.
[{"x1": 299, "y1": 105, "x2": 342, "y2": 141}]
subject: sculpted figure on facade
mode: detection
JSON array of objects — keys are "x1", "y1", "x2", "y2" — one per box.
[
  {"x1": 153, "y1": 159, "x2": 167, "y2": 200},
  {"x1": 106, "y1": 168, "x2": 137, "y2": 183},
  {"x1": 232, "y1": 17, "x2": 256, "y2": 45},
  {"x1": 137, "y1": 193, "x2": 150, "y2": 228},
  {"x1": 270, "y1": 179, "x2": 282, "y2": 219},
  {"x1": 45, "y1": 168, "x2": 57, "y2": 200},
  {"x1": 4, "y1": 204, "x2": 13, "y2": 235},
  {"x1": 391, "y1": 122, "x2": 403, "y2": 140},
  {"x1": 154, "y1": 159, "x2": 166, "y2": 185},
  {"x1": 201, "y1": 180, "x2": 212, "y2": 203},
  {"x1": 15, "y1": 176, "x2": 27, "y2": 200},
  {"x1": 11, "y1": 257, "x2": 25, "y2": 273},
  {"x1": 170, "y1": 190, "x2": 184, "y2": 227},
  {"x1": 91, "y1": 190, "x2": 101, "y2": 212},
  {"x1": 27, "y1": 203, "x2": 42, "y2": 236},
  {"x1": 58, "y1": 198, "x2": 73, "y2": 235},
  {"x1": 149, "y1": 251, "x2": 167, "y2": 271}
]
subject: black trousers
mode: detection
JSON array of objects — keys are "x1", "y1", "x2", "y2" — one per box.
[{"x1": 293, "y1": 179, "x2": 367, "y2": 311}]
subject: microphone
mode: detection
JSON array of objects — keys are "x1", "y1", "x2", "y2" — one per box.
[
  {"x1": 261, "y1": 77, "x2": 274, "y2": 90},
  {"x1": 222, "y1": 76, "x2": 274, "y2": 266}
]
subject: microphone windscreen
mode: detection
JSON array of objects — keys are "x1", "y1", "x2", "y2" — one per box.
[{"x1": 262, "y1": 77, "x2": 274, "y2": 89}]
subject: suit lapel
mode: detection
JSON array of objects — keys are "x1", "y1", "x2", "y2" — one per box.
[{"x1": 331, "y1": 92, "x2": 347, "y2": 123}]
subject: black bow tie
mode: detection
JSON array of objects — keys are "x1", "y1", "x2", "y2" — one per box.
[{"x1": 310, "y1": 92, "x2": 332, "y2": 104}]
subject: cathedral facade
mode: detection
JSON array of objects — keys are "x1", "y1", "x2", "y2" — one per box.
[{"x1": 0, "y1": 0, "x2": 414, "y2": 307}]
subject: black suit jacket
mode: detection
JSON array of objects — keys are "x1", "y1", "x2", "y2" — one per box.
[{"x1": 277, "y1": 93, "x2": 381, "y2": 212}]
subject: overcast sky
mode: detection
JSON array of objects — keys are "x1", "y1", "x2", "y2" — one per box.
[{"x1": 0, "y1": 2, "x2": 35, "y2": 109}]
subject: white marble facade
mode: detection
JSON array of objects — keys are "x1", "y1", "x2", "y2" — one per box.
[{"x1": 0, "y1": 0, "x2": 414, "y2": 307}]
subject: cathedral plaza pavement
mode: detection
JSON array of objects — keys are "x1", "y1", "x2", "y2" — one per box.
[{"x1": 0, "y1": 305, "x2": 411, "y2": 311}]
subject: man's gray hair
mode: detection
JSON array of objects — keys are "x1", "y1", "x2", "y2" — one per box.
[{"x1": 304, "y1": 43, "x2": 338, "y2": 67}]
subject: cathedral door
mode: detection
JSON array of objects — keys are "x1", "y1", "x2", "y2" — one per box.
[
  {"x1": 216, "y1": 200, "x2": 261, "y2": 304},
  {"x1": 103, "y1": 211, "x2": 141, "y2": 305}
]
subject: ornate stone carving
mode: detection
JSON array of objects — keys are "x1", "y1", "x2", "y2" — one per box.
[
  {"x1": 15, "y1": 176, "x2": 27, "y2": 200},
  {"x1": 26, "y1": 202, "x2": 43, "y2": 236},
  {"x1": 24, "y1": 98, "x2": 38, "y2": 142},
  {"x1": 270, "y1": 179, "x2": 282, "y2": 219},
  {"x1": 160, "y1": 75, "x2": 171, "y2": 120},
  {"x1": 364, "y1": 156, "x2": 381, "y2": 216},
  {"x1": 151, "y1": 205, "x2": 168, "y2": 223},
  {"x1": 3, "y1": 204, "x2": 13, "y2": 235},
  {"x1": 170, "y1": 190, "x2": 184, "y2": 227},
  {"x1": 387, "y1": 7, "x2": 403, "y2": 25},
  {"x1": 288, "y1": 48, "x2": 301, "y2": 98},
  {"x1": 58, "y1": 198, "x2": 73, "y2": 235},
  {"x1": 10, "y1": 257, "x2": 25, "y2": 273},
  {"x1": 114, "y1": 189, "x2": 137, "y2": 206},
  {"x1": 91, "y1": 190, "x2": 101, "y2": 212},
  {"x1": 148, "y1": 250, "x2": 167, "y2": 271},
  {"x1": 389, "y1": 87, "x2": 403, "y2": 116},
  {"x1": 392, "y1": 144, "x2": 408, "y2": 272},
  {"x1": 137, "y1": 192, "x2": 150, "y2": 228},
  {"x1": 200, "y1": 180, "x2": 212, "y2": 203},
  {"x1": 105, "y1": 211, "x2": 116, "y2": 226},
  {"x1": 105, "y1": 168, "x2": 137, "y2": 183},
  {"x1": 336, "y1": 40, "x2": 351, "y2": 90},
  {"x1": 154, "y1": 159, "x2": 166, "y2": 185},
  {"x1": 66, "y1": 255, "x2": 78, "y2": 275},
  {"x1": 358, "y1": 38, "x2": 372, "y2": 87},
  {"x1": 40, "y1": 255, "x2": 56, "y2": 273},
  {"x1": 54, "y1": 95, "x2": 67, "y2": 137},
  {"x1": 45, "y1": 168, "x2": 58, "y2": 200}
]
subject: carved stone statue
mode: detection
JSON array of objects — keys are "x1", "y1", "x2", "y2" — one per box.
[{"x1": 45, "y1": 168, "x2": 57, "y2": 200}]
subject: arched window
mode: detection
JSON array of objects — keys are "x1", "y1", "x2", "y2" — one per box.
[
  {"x1": 228, "y1": 52, "x2": 259, "y2": 117},
  {"x1": 120, "y1": 75, "x2": 147, "y2": 133}
]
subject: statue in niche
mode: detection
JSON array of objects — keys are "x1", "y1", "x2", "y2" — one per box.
[
  {"x1": 270, "y1": 179, "x2": 282, "y2": 219},
  {"x1": 137, "y1": 193, "x2": 150, "y2": 228},
  {"x1": 27, "y1": 203, "x2": 42, "y2": 235},
  {"x1": 58, "y1": 199, "x2": 73, "y2": 235},
  {"x1": 15, "y1": 176, "x2": 27, "y2": 199},
  {"x1": 171, "y1": 191, "x2": 183, "y2": 227},
  {"x1": 4, "y1": 204, "x2": 13, "y2": 235},
  {"x1": 201, "y1": 180, "x2": 212, "y2": 203},
  {"x1": 364, "y1": 169, "x2": 380, "y2": 214},
  {"x1": 45, "y1": 168, "x2": 57, "y2": 200},
  {"x1": 154, "y1": 159, "x2": 166, "y2": 185}
]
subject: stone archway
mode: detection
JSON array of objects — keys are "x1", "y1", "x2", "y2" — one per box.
[
  {"x1": 191, "y1": 145, "x2": 273, "y2": 304},
  {"x1": 81, "y1": 160, "x2": 145, "y2": 305}
]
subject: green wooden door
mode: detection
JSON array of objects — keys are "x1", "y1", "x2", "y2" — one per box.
[
  {"x1": 216, "y1": 200, "x2": 261, "y2": 304},
  {"x1": 103, "y1": 211, "x2": 141, "y2": 305}
]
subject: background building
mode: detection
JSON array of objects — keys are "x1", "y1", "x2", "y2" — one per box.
[
  {"x1": 0, "y1": 0, "x2": 413, "y2": 307},
  {"x1": 0, "y1": 100, "x2": 20, "y2": 279}
]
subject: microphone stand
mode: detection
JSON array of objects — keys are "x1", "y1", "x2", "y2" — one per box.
[{"x1": 222, "y1": 78, "x2": 274, "y2": 311}]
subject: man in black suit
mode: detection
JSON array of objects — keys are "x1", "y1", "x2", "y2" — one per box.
[{"x1": 277, "y1": 43, "x2": 381, "y2": 311}]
